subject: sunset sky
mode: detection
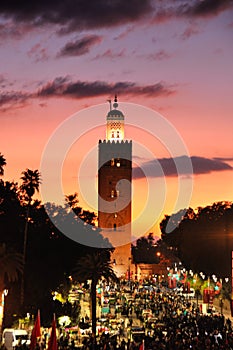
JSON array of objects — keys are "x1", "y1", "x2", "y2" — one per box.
[{"x1": 1, "y1": 0, "x2": 233, "y2": 239}]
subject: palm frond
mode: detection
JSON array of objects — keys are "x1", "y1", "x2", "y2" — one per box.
[
  {"x1": 73, "y1": 251, "x2": 118, "y2": 284},
  {"x1": 0, "y1": 244, "x2": 23, "y2": 283}
]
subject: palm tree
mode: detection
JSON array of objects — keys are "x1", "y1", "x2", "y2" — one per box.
[
  {"x1": 20, "y1": 169, "x2": 41, "y2": 201},
  {"x1": 73, "y1": 250, "x2": 118, "y2": 337},
  {"x1": 20, "y1": 169, "x2": 41, "y2": 306},
  {"x1": 0, "y1": 243, "x2": 23, "y2": 334},
  {"x1": 0, "y1": 153, "x2": 6, "y2": 177}
]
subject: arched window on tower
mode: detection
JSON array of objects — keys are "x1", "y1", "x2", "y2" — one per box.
[{"x1": 113, "y1": 223, "x2": 117, "y2": 231}]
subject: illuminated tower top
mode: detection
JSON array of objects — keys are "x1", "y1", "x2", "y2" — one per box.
[{"x1": 106, "y1": 95, "x2": 124, "y2": 141}]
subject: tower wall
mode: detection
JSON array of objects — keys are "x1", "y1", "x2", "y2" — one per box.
[{"x1": 98, "y1": 140, "x2": 132, "y2": 277}]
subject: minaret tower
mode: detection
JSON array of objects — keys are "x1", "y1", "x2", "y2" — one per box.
[
  {"x1": 98, "y1": 96, "x2": 132, "y2": 277},
  {"x1": 106, "y1": 95, "x2": 125, "y2": 141}
]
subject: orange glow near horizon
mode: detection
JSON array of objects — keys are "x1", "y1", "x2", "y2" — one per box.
[{"x1": 1, "y1": 100, "x2": 233, "y2": 242}]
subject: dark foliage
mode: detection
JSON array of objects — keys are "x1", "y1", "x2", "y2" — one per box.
[
  {"x1": 160, "y1": 202, "x2": 233, "y2": 277},
  {"x1": 0, "y1": 167, "x2": 109, "y2": 326},
  {"x1": 132, "y1": 233, "x2": 160, "y2": 264}
]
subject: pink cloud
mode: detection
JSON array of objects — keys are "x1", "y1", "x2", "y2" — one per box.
[
  {"x1": 181, "y1": 23, "x2": 201, "y2": 40},
  {"x1": 28, "y1": 43, "x2": 49, "y2": 62},
  {"x1": 93, "y1": 48, "x2": 126, "y2": 60},
  {"x1": 147, "y1": 50, "x2": 172, "y2": 61}
]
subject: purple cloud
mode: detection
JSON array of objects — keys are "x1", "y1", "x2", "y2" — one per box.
[
  {"x1": 0, "y1": 0, "x2": 152, "y2": 33},
  {"x1": 147, "y1": 50, "x2": 172, "y2": 61},
  {"x1": 0, "y1": 91, "x2": 30, "y2": 105},
  {"x1": 186, "y1": 0, "x2": 233, "y2": 18},
  {"x1": 28, "y1": 43, "x2": 49, "y2": 62},
  {"x1": 180, "y1": 23, "x2": 201, "y2": 40},
  {"x1": 58, "y1": 35, "x2": 102, "y2": 57},
  {"x1": 213, "y1": 157, "x2": 233, "y2": 162},
  {"x1": 0, "y1": 77, "x2": 176, "y2": 111},
  {"x1": 151, "y1": 0, "x2": 233, "y2": 24},
  {"x1": 37, "y1": 77, "x2": 175, "y2": 99},
  {"x1": 0, "y1": 0, "x2": 231, "y2": 37},
  {"x1": 133, "y1": 155, "x2": 233, "y2": 179},
  {"x1": 93, "y1": 49, "x2": 126, "y2": 60},
  {"x1": 0, "y1": 20, "x2": 34, "y2": 39}
]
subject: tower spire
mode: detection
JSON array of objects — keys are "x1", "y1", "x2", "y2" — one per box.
[
  {"x1": 106, "y1": 95, "x2": 124, "y2": 141},
  {"x1": 113, "y1": 94, "x2": 118, "y2": 109}
]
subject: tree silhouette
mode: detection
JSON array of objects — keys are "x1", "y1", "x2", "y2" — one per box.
[
  {"x1": 0, "y1": 243, "x2": 23, "y2": 333},
  {"x1": 0, "y1": 153, "x2": 6, "y2": 177},
  {"x1": 20, "y1": 169, "x2": 41, "y2": 201},
  {"x1": 0, "y1": 154, "x2": 114, "y2": 324},
  {"x1": 0, "y1": 243, "x2": 23, "y2": 287},
  {"x1": 132, "y1": 233, "x2": 160, "y2": 264},
  {"x1": 65, "y1": 192, "x2": 79, "y2": 209},
  {"x1": 65, "y1": 192, "x2": 97, "y2": 225},
  {"x1": 160, "y1": 202, "x2": 233, "y2": 276},
  {"x1": 0, "y1": 180, "x2": 22, "y2": 249},
  {"x1": 20, "y1": 169, "x2": 41, "y2": 306},
  {"x1": 73, "y1": 250, "x2": 118, "y2": 337}
]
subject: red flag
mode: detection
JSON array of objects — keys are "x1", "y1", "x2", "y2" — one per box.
[
  {"x1": 30, "y1": 310, "x2": 41, "y2": 350},
  {"x1": 139, "y1": 339, "x2": 145, "y2": 350},
  {"x1": 48, "y1": 315, "x2": 57, "y2": 350}
]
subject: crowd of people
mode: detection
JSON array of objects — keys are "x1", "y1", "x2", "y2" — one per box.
[{"x1": 62, "y1": 284, "x2": 233, "y2": 350}]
